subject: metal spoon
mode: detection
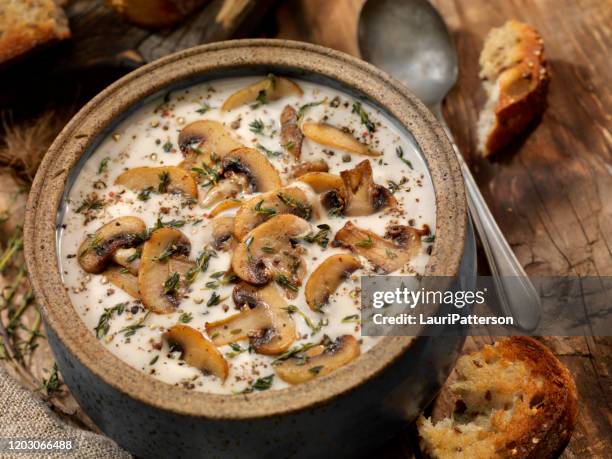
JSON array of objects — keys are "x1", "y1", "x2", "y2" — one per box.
[{"x1": 358, "y1": 0, "x2": 540, "y2": 330}]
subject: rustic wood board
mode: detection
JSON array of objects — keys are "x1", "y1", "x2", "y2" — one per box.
[{"x1": 270, "y1": 0, "x2": 612, "y2": 457}]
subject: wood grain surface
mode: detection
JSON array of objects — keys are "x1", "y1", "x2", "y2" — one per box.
[
  {"x1": 0, "y1": 0, "x2": 610, "y2": 457},
  {"x1": 270, "y1": 0, "x2": 612, "y2": 457}
]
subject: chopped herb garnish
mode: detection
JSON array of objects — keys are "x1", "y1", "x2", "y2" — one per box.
[
  {"x1": 158, "y1": 171, "x2": 171, "y2": 193},
  {"x1": 249, "y1": 118, "x2": 265, "y2": 135},
  {"x1": 154, "y1": 244, "x2": 179, "y2": 262},
  {"x1": 275, "y1": 275, "x2": 299, "y2": 293},
  {"x1": 76, "y1": 195, "x2": 104, "y2": 213},
  {"x1": 43, "y1": 363, "x2": 60, "y2": 394},
  {"x1": 126, "y1": 248, "x2": 142, "y2": 262},
  {"x1": 256, "y1": 143, "x2": 283, "y2": 158},
  {"x1": 309, "y1": 365, "x2": 324, "y2": 375},
  {"x1": 98, "y1": 157, "x2": 110, "y2": 174},
  {"x1": 297, "y1": 224, "x2": 330, "y2": 248},
  {"x1": 185, "y1": 249, "x2": 217, "y2": 283},
  {"x1": 162, "y1": 141, "x2": 173, "y2": 153},
  {"x1": 156, "y1": 218, "x2": 186, "y2": 228},
  {"x1": 261, "y1": 246, "x2": 275, "y2": 254},
  {"x1": 355, "y1": 235, "x2": 374, "y2": 248},
  {"x1": 277, "y1": 193, "x2": 312, "y2": 220},
  {"x1": 272, "y1": 343, "x2": 317, "y2": 364},
  {"x1": 328, "y1": 207, "x2": 343, "y2": 218},
  {"x1": 387, "y1": 180, "x2": 400, "y2": 194},
  {"x1": 396, "y1": 146, "x2": 413, "y2": 169},
  {"x1": 423, "y1": 234, "x2": 435, "y2": 243},
  {"x1": 352, "y1": 101, "x2": 376, "y2": 133},
  {"x1": 137, "y1": 187, "x2": 153, "y2": 201},
  {"x1": 120, "y1": 312, "x2": 150, "y2": 337},
  {"x1": 195, "y1": 102, "x2": 212, "y2": 114},
  {"x1": 341, "y1": 314, "x2": 360, "y2": 323},
  {"x1": 119, "y1": 267, "x2": 130, "y2": 274},
  {"x1": 282, "y1": 305, "x2": 322, "y2": 335},
  {"x1": 179, "y1": 312, "x2": 193, "y2": 323},
  {"x1": 226, "y1": 343, "x2": 246, "y2": 359},
  {"x1": 149, "y1": 355, "x2": 159, "y2": 365},
  {"x1": 163, "y1": 272, "x2": 180, "y2": 295},
  {"x1": 297, "y1": 99, "x2": 326, "y2": 120},
  {"x1": 94, "y1": 302, "x2": 127, "y2": 339},
  {"x1": 253, "y1": 200, "x2": 277, "y2": 217},
  {"x1": 191, "y1": 163, "x2": 220, "y2": 188},
  {"x1": 241, "y1": 374, "x2": 274, "y2": 393},
  {"x1": 207, "y1": 291, "x2": 223, "y2": 307}
]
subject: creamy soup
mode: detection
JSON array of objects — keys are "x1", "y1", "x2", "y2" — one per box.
[{"x1": 58, "y1": 75, "x2": 436, "y2": 394}]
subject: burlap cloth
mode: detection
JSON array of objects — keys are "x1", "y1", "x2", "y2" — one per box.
[{"x1": 0, "y1": 365, "x2": 130, "y2": 458}]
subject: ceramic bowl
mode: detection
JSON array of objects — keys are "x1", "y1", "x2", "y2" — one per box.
[{"x1": 25, "y1": 39, "x2": 467, "y2": 458}]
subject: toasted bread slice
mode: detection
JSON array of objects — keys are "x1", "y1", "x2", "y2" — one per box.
[
  {"x1": 0, "y1": 0, "x2": 71, "y2": 65},
  {"x1": 477, "y1": 20, "x2": 549, "y2": 157},
  {"x1": 418, "y1": 337, "x2": 578, "y2": 459}
]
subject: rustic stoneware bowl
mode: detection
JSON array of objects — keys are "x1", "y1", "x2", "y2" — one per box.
[{"x1": 25, "y1": 40, "x2": 467, "y2": 458}]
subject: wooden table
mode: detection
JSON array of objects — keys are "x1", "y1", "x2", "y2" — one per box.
[{"x1": 1, "y1": 0, "x2": 610, "y2": 457}]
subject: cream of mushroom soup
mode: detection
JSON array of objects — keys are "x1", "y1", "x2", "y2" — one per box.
[{"x1": 58, "y1": 75, "x2": 436, "y2": 394}]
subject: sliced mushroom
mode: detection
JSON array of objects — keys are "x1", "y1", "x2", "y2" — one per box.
[
  {"x1": 333, "y1": 222, "x2": 424, "y2": 273},
  {"x1": 297, "y1": 172, "x2": 343, "y2": 193},
  {"x1": 177, "y1": 120, "x2": 243, "y2": 171},
  {"x1": 115, "y1": 166, "x2": 198, "y2": 198},
  {"x1": 280, "y1": 105, "x2": 303, "y2": 158},
  {"x1": 78, "y1": 217, "x2": 146, "y2": 274},
  {"x1": 164, "y1": 324, "x2": 228, "y2": 381},
  {"x1": 139, "y1": 227, "x2": 192, "y2": 313},
  {"x1": 305, "y1": 254, "x2": 361, "y2": 311},
  {"x1": 340, "y1": 160, "x2": 396, "y2": 216},
  {"x1": 275, "y1": 335, "x2": 360, "y2": 384},
  {"x1": 231, "y1": 214, "x2": 310, "y2": 286},
  {"x1": 112, "y1": 247, "x2": 141, "y2": 274},
  {"x1": 211, "y1": 216, "x2": 236, "y2": 251},
  {"x1": 208, "y1": 198, "x2": 242, "y2": 217},
  {"x1": 233, "y1": 187, "x2": 312, "y2": 241},
  {"x1": 220, "y1": 148, "x2": 282, "y2": 193},
  {"x1": 221, "y1": 75, "x2": 303, "y2": 111},
  {"x1": 302, "y1": 122, "x2": 381, "y2": 156},
  {"x1": 104, "y1": 265, "x2": 140, "y2": 298},
  {"x1": 291, "y1": 159, "x2": 329, "y2": 178},
  {"x1": 199, "y1": 172, "x2": 248, "y2": 208},
  {"x1": 205, "y1": 283, "x2": 296, "y2": 355}
]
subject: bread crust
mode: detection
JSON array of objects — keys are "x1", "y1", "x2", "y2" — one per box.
[
  {"x1": 478, "y1": 21, "x2": 549, "y2": 156},
  {"x1": 0, "y1": 0, "x2": 71, "y2": 65},
  {"x1": 106, "y1": 0, "x2": 208, "y2": 28}
]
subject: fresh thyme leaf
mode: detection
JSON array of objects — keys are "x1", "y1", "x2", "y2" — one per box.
[
  {"x1": 137, "y1": 187, "x2": 153, "y2": 201},
  {"x1": 195, "y1": 102, "x2": 212, "y2": 114},
  {"x1": 126, "y1": 248, "x2": 142, "y2": 262},
  {"x1": 422, "y1": 234, "x2": 435, "y2": 243},
  {"x1": 352, "y1": 101, "x2": 376, "y2": 133},
  {"x1": 158, "y1": 171, "x2": 171, "y2": 193},
  {"x1": 120, "y1": 312, "x2": 150, "y2": 337},
  {"x1": 94, "y1": 302, "x2": 127, "y2": 339},
  {"x1": 275, "y1": 275, "x2": 299, "y2": 293},
  {"x1": 272, "y1": 343, "x2": 317, "y2": 364},
  {"x1": 119, "y1": 267, "x2": 130, "y2": 274},
  {"x1": 297, "y1": 224, "x2": 331, "y2": 248},
  {"x1": 396, "y1": 146, "x2": 413, "y2": 169},
  {"x1": 249, "y1": 119, "x2": 265, "y2": 135},
  {"x1": 277, "y1": 193, "x2": 312, "y2": 220},
  {"x1": 328, "y1": 207, "x2": 343, "y2": 218},
  {"x1": 191, "y1": 163, "x2": 220, "y2": 188},
  {"x1": 156, "y1": 218, "x2": 186, "y2": 228},
  {"x1": 282, "y1": 305, "x2": 322, "y2": 335},
  {"x1": 309, "y1": 365, "x2": 324, "y2": 375},
  {"x1": 205, "y1": 281, "x2": 219, "y2": 289},
  {"x1": 261, "y1": 246, "x2": 275, "y2": 254},
  {"x1": 297, "y1": 99, "x2": 326, "y2": 120},
  {"x1": 256, "y1": 143, "x2": 283, "y2": 158},
  {"x1": 241, "y1": 374, "x2": 274, "y2": 393},
  {"x1": 253, "y1": 200, "x2": 277, "y2": 217},
  {"x1": 149, "y1": 355, "x2": 159, "y2": 365},
  {"x1": 163, "y1": 272, "x2": 180, "y2": 295},
  {"x1": 162, "y1": 141, "x2": 173, "y2": 153},
  {"x1": 355, "y1": 235, "x2": 374, "y2": 248},
  {"x1": 43, "y1": 363, "x2": 60, "y2": 394},
  {"x1": 76, "y1": 195, "x2": 103, "y2": 213},
  {"x1": 210, "y1": 271, "x2": 225, "y2": 279},
  {"x1": 179, "y1": 312, "x2": 193, "y2": 323},
  {"x1": 226, "y1": 343, "x2": 246, "y2": 359},
  {"x1": 98, "y1": 157, "x2": 110, "y2": 174},
  {"x1": 185, "y1": 249, "x2": 217, "y2": 283},
  {"x1": 154, "y1": 244, "x2": 179, "y2": 262},
  {"x1": 341, "y1": 314, "x2": 360, "y2": 323},
  {"x1": 207, "y1": 291, "x2": 223, "y2": 307}
]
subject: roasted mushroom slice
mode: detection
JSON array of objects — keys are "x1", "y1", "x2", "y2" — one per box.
[
  {"x1": 211, "y1": 216, "x2": 236, "y2": 251},
  {"x1": 208, "y1": 198, "x2": 242, "y2": 217},
  {"x1": 291, "y1": 160, "x2": 329, "y2": 178},
  {"x1": 115, "y1": 166, "x2": 198, "y2": 198},
  {"x1": 199, "y1": 172, "x2": 248, "y2": 208},
  {"x1": 231, "y1": 214, "x2": 310, "y2": 286},
  {"x1": 205, "y1": 283, "x2": 296, "y2": 355},
  {"x1": 333, "y1": 222, "x2": 423, "y2": 273},
  {"x1": 275, "y1": 335, "x2": 360, "y2": 384},
  {"x1": 297, "y1": 172, "x2": 343, "y2": 193},
  {"x1": 78, "y1": 217, "x2": 146, "y2": 274},
  {"x1": 302, "y1": 122, "x2": 381, "y2": 156},
  {"x1": 164, "y1": 324, "x2": 228, "y2": 381},
  {"x1": 220, "y1": 148, "x2": 282, "y2": 192},
  {"x1": 112, "y1": 247, "x2": 141, "y2": 275},
  {"x1": 221, "y1": 75, "x2": 303, "y2": 111},
  {"x1": 340, "y1": 160, "x2": 396, "y2": 216},
  {"x1": 139, "y1": 227, "x2": 192, "y2": 313},
  {"x1": 177, "y1": 120, "x2": 243, "y2": 171},
  {"x1": 104, "y1": 265, "x2": 140, "y2": 298},
  {"x1": 233, "y1": 187, "x2": 312, "y2": 240},
  {"x1": 280, "y1": 105, "x2": 303, "y2": 158},
  {"x1": 305, "y1": 254, "x2": 361, "y2": 311}
]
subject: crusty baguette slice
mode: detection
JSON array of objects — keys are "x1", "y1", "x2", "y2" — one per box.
[
  {"x1": 477, "y1": 20, "x2": 549, "y2": 157},
  {"x1": 418, "y1": 337, "x2": 578, "y2": 459},
  {"x1": 0, "y1": 0, "x2": 71, "y2": 65},
  {"x1": 106, "y1": 0, "x2": 209, "y2": 28}
]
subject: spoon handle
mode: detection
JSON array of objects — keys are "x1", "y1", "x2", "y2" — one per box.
[{"x1": 431, "y1": 105, "x2": 541, "y2": 331}]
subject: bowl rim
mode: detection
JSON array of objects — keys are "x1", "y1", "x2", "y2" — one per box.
[{"x1": 24, "y1": 39, "x2": 466, "y2": 420}]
